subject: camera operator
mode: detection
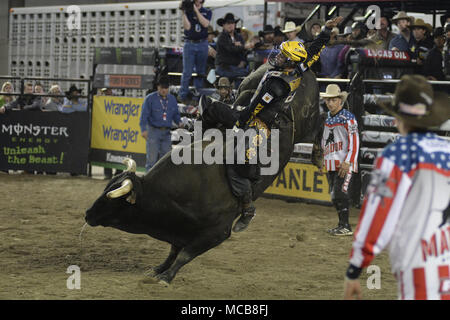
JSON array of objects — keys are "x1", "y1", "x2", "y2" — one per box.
[{"x1": 178, "y1": 0, "x2": 212, "y2": 104}]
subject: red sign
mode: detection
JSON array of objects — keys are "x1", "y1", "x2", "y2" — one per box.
[
  {"x1": 108, "y1": 75, "x2": 142, "y2": 88},
  {"x1": 364, "y1": 49, "x2": 410, "y2": 61}
]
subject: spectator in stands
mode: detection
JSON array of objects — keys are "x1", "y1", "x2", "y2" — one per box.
[
  {"x1": 350, "y1": 22, "x2": 368, "y2": 41},
  {"x1": 178, "y1": 0, "x2": 212, "y2": 104},
  {"x1": 282, "y1": 21, "x2": 303, "y2": 43},
  {"x1": 319, "y1": 28, "x2": 345, "y2": 78},
  {"x1": 273, "y1": 26, "x2": 286, "y2": 47},
  {"x1": 411, "y1": 18, "x2": 434, "y2": 64},
  {"x1": 2, "y1": 82, "x2": 35, "y2": 111},
  {"x1": 100, "y1": 87, "x2": 113, "y2": 96},
  {"x1": 238, "y1": 27, "x2": 252, "y2": 44},
  {"x1": 0, "y1": 82, "x2": 15, "y2": 110},
  {"x1": 422, "y1": 27, "x2": 446, "y2": 81},
  {"x1": 140, "y1": 76, "x2": 183, "y2": 172},
  {"x1": 335, "y1": 23, "x2": 373, "y2": 79},
  {"x1": 215, "y1": 13, "x2": 249, "y2": 88},
  {"x1": 257, "y1": 25, "x2": 275, "y2": 50},
  {"x1": 43, "y1": 84, "x2": 64, "y2": 111},
  {"x1": 306, "y1": 19, "x2": 324, "y2": 42},
  {"x1": 367, "y1": 15, "x2": 395, "y2": 50},
  {"x1": 320, "y1": 84, "x2": 359, "y2": 236},
  {"x1": 389, "y1": 11, "x2": 416, "y2": 57},
  {"x1": 24, "y1": 82, "x2": 47, "y2": 111},
  {"x1": 338, "y1": 26, "x2": 352, "y2": 41},
  {"x1": 59, "y1": 85, "x2": 87, "y2": 113},
  {"x1": 211, "y1": 77, "x2": 235, "y2": 104},
  {"x1": 207, "y1": 25, "x2": 218, "y2": 47}
]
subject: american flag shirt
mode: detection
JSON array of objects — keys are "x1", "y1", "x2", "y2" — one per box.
[
  {"x1": 321, "y1": 108, "x2": 359, "y2": 172},
  {"x1": 349, "y1": 132, "x2": 450, "y2": 300}
]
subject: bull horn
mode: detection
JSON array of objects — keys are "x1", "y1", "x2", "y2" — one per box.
[
  {"x1": 123, "y1": 158, "x2": 136, "y2": 173},
  {"x1": 107, "y1": 179, "x2": 133, "y2": 199}
]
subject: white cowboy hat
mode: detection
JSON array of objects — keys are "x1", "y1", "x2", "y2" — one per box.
[
  {"x1": 282, "y1": 21, "x2": 302, "y2": 33},
  {"x1": 391, "y1": 11, "x2": 414, "y2": 24},
  {"x1": 320, "y1": 84, "x2": 348, "y2": 102}
]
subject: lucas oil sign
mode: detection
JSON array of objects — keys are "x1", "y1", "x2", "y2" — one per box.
[{"x1": 264, "y1": 161, "x2": 331, "y2": 204}]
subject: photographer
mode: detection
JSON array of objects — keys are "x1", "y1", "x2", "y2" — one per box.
[{"x1": 178, "y1": 0, "x2": 212, "y2": 104}]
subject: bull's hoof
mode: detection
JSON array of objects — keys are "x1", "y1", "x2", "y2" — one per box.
[
  {"x1": 144, "y1": 266, "x2": 163, "y2": 277},
  {"x1": 158, "y1": 279, "x2": 170, "y2": 287},
  {"x1": 155, "y1": 272, "x2": 172, "y2": 286}
]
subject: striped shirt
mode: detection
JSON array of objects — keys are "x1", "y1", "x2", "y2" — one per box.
[
  {"x1": 321, "y1": 108, "x2": 359, "y2": 172},
  {"x1": 349, "y1": 132, "x2": 450, "y2": 300}
]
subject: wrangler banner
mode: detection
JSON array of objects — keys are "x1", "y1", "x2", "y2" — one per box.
[
  {"x1": 90, "y1": 95, "x2": 146, "y2": 170},
  {"x1": 264, "y1": 160, "x2": 331, "y2": 204},
  {"x1": 0, "y1": 110, "x2": 89, "y2": 174}
]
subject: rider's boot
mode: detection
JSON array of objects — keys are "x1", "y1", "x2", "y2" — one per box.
[{"x1": 233, "y1": 198, "x2": 256, "y2": 233}]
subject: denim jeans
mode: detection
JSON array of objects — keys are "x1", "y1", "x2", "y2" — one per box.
[
  {"x1": 215, "y1": 64, "x2": 249, "y2": 89},
  {"x1": 179, "y1": 40, "x2": 209, "y2": 100},
  {"x1": 145, "y1": 125, "x2": 172, "y2": 172}
]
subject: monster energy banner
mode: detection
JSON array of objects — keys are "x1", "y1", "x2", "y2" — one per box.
[{"x1": 0, "y1": 110, "x2": 89, "y2": 174}]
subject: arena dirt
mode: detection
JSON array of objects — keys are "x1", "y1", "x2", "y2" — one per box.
[{"x1": 0, "y1": 170, "x2": 397, "y2": 300}]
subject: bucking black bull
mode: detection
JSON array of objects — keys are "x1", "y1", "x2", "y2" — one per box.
[{"x1": 85, "y1": 66, "x2": 324, "y2": 284}]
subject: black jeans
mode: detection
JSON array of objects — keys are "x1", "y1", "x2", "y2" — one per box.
[{"x1": 327, "y1": 171, "x2": 352, "y2": 211}]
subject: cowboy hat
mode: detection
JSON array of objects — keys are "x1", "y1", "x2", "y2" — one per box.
[
  {"x1": 411, "y1": 18, "x2": 432, "y2": 33},
  {"x1": 217, "y1": 13, "x2": 240, "y2": 27},
  {"x1": 392, "y1": 11, "x2": 414, "y2": 23},
  {"x1": 338, "y1": 26, "x2": 352, "y2": 37},
  {"x1": 216, "y1": 77, "x2": 231, "y2": 88},
  {"x1": 258, "y1": 24, "x2": 275, "y2": 37},
  {"x1": 320, "y1": 84, "x2": 348, "y2": 102},
  {"x1": 282, "y1": 21, "x2": 302, "y2": 34},
  {"x1": 65, "y1": 84, "x2": 82, "y2": 97},
  {"x1": 379, "y1": 75, "x2": 450, "y2": 128},
  {"x1": 156, "y1": 76, "x2": 170, "y2": 88}
]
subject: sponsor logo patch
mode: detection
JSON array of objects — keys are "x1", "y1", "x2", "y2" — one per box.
[{"x1": 262, "y1": 93, "x2": 273, "y2": 103}]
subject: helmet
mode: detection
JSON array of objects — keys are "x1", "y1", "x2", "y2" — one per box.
[{"x1": 268, "y1": 41, "x2": 307, "y2": 69}]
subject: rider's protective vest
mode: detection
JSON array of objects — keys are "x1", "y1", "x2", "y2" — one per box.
[{"x1": 237, "y1": 70, "x2": 300, "y2": 128}]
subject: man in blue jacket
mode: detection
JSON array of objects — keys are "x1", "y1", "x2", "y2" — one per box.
[{"x1": 140, "y1": 77, "x2": 182, "y2": 172}]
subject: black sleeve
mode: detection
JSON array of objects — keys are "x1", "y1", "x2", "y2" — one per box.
[
  {"x1": 423, "y1": 49, "x2": 445, "y2": 81},
  {"x1": 217, "y1": 33, "x2": 246, "y2": 55},
  {"x1": 300, "y1": 26, "x2": 332, "y2": 71},
  {"x1": 4, "y1": 98, "x2": 20, "y2": 111}
]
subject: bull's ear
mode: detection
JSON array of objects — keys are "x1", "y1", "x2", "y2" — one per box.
[{"x1": 107, "y1": 179, "x2": 133, "y2": 199}]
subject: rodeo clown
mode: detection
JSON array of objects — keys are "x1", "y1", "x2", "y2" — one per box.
[
  {"x1": 320, "y1": 84, "x2": 360, "y2": 236},
  {"x1": 344, "y1": 75, "x2": 450, "y2": 300},
  {"x1": 198, "y1": 16, "x2": 344, "y2": 232}
]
